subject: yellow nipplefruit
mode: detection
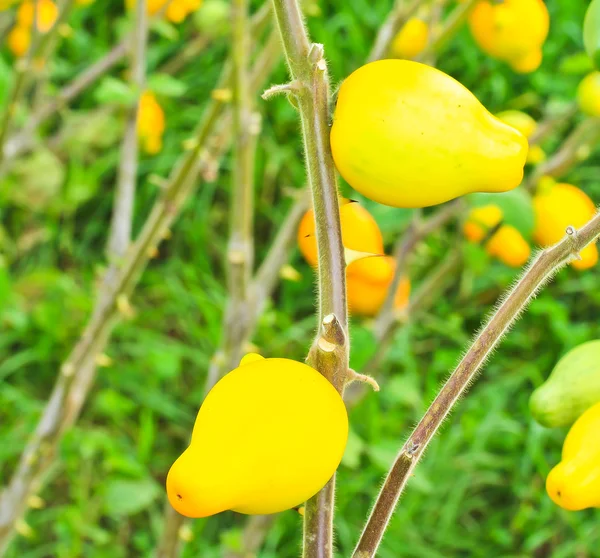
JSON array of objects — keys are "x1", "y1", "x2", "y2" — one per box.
[
  {"x1": 7, "y1": 25, "x2": 31, "y2": 57},
  {"x1": 346, "y1": 256, "x2": 410, "y2": 317},
  {"x1": 496, "y1": 110, "x2": 545, "y2": 165},
  {"x1": 390, "y1": 18, "x2": 429, "y2": 59},
  {"x1": 463, "y1": 205, "x2": 530, "y2": 267},
  {"x1": 533, "y1": 183, "x2": 598, "y2": 270},
  {"x1": 463, "y1": 205, "x2": 503, "y2": 243},
  {"x1": 468, "y1": 0, "x2": 549, "y2": 73},
  {"x1": 546, "y1": 401, "x2": 600, "y2": 511},
  {"x1": 297, "y1": 201, "x2": 384, "y2": 269},
  {"x1": 126, "y1": 0, "x2": 202, "y2": 22},
  {"x1": 137, "y1": 91, "x2": 165, "y2": 155},
  {"x1": 577, "y1": 72, "x2": 600, "y2": 117},
  {"x1": 17, "y1": 0, "x2": 59, "y2": 32},
  {"x1": 330, "y1": 60, "x2": 528, "y2": 209},
  {"x1": 166, "y1": 355, "x2": 348, "y2": 517},
  {"x1": 485, "y1": 224, "x2": 531, "y2": 267}
]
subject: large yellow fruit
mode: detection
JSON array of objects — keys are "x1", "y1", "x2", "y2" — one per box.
[
  {"x1": 546, "y1": 401, "x2": 600, "y2": 511},
  {"x1": 297, "y1": 201, "x2": 384, "y2": 269},
  {"x1": 577, "y1": 72, "x2": 600, "y2": 117},
  {"x1": 390, "y1": 17, "x2": 429, "y2": 59},
  {"x1": 495, "y1": 110, "x2": 545, "y2": 165},
  {"x1": 167, "y1": 355, "x2": 348, "y2": 517},
  {"x1": 533, "y1": 183, "x2": 598, "y2": 270},
  {"x1": 330, "y1": 60, "x2": 528, "y2": 209},
  {"x1": 468, "y1": 0, "x2": 549, "y2": 73},
  {"x1": 346, "y1": 256, "x2": 410, "y2": 317}
]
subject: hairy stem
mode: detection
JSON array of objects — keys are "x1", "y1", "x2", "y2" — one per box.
[
  {"x1": 353, "y1": 212, "x2": 600, "y2": 558},
  {"x1": 270, "y1": 0, "x2": 348, "y2": 556}
]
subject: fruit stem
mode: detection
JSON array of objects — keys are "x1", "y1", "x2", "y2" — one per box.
[
  {"x1": 269, "y1": 1, "x2": 349, "y2": 556},
  {"x1": 353, "y1": 212, "x2": 600, "y2": 558}
]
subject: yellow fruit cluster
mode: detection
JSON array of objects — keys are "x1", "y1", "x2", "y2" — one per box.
[
  {"x1": 126, "y1": 0, "x2": 202, "y2": 23},
  {"x1": 137, "y1": 91, "x2": 165, "y2": 155},
  {"x1": 297, "y1": 201, "x2": 410, "y2": 317},
  {"x1": 463, "y1": 205, "x2": 530, "y2": 268},
  {"x1": 468, "y1": 0, "x2": 549, "y2": 73},
  {"x1": 533, "y1": 182, "x2": 598, "y2": 270},
  {"x1": 167, "y1": 354, "x2": 348, "y2": 517},
  {"x1": 7, "y1": 0, "x2": 58, "y2": 57}
]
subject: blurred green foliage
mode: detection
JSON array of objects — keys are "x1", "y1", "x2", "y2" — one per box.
[{"x1": 1, "y1": 0, "x2": 600, "y2": 556}]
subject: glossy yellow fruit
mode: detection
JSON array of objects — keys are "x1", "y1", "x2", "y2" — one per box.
[
  {"x1": 126, "y1": 0, "x2": 201, "y2": 22},
  {"x1": 297, "y1": 202, "x2": 384, "y2": 269},
  {"x1": 495, "y1": 110, "x2": 537, "y2": 139},
  {"x1": 390, "y1": 18, "x2": 429, "y2": 59},
  {"x1": 533, "y1": 183, "x2": 598, "y2": 270},
  {"x1": 166, "y1": 355, "x2": 348, "y2": 517},
  {"x1": 17, "y1": 0, "x2": 59, "y2": 32},
  {"x1": 7, "y1": 25, "x2": 30, "y2": 57},
  {"x1": 330, "y1": 60, "x2": 528, "y2": 209},
  {"x1": 463, "y1": 205, "x2": 503, "y2": 243},
  {"x1": 546, "y1": 401, "x2": 600, "y2": 511},
  {"x1": 137, "y1": 91, "x2": 165, "y2": 155},
  {"x1": 463, "y1": 205, "x2": 530, "y2": 267},
  {"x1": 347, "y1": 256, "x2": 410, "y2": 317},
  {"x1": 485, "y1": 224, "x2": 531, "y2": 267},
  {"x1": 577, "y1": 72, "x2": 600, "y2": 117},
  {"x1": 468, "y1": 0, "x2": 549, "y2": 73}
]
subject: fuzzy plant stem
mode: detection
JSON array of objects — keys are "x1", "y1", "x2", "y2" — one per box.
[
  {"x1": 353, "y1": 212, "x2": 600, "y2": 558},
  {"x1": 108, "y1": 0, "x2": 148, "y2": 260},
  {"x1": 269, "y1": 1, "x2": 348, "y2": 556},
  {"x1": 0, "y1": 38, "x2": 281, "y2": 556}
]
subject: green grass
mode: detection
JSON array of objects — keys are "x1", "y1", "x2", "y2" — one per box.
[{"x1": 1, "y1": 0, "x2": 600, "y2": 556}]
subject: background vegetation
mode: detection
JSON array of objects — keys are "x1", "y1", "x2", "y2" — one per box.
[{"x1": 1, "y1": 0, "x2": 599, "y2": 556}]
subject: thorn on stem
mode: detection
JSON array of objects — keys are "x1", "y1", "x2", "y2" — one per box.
[{"x1": 320, "y1": 313, "x2": 345, "y2": 347}]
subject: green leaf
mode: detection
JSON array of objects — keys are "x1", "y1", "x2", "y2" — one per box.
[
  {"x1": 94, "y1": 77, "x2": 136, "y2": 106},
  {"x1": 584, "y1": 0, "x2": 600, "y2": 69},
  {"x1": 466, "y1": 189, "x2": 535, "y2": 240},
  {"x1": 147, "y1": 74, "x2": 187, "y2": 98},
  {"x1": 103, "y1": 477, "x2": 160, "y2": 517},
  {"x1": 341, "y1": 428, "x2": 366, "y2": 469},
  {"x1": 558, "y1": 52, "x2": 594, "y2": 75}
]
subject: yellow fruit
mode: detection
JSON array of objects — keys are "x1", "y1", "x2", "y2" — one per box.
[
  {"x1": 526, "y1": 144, "x2": 546, "y2": 165},
  {"x1": 468, "y1": 0, "x2": 549, "y2": 73},
  {"x1": 463, "y1": 204, "x2": 503, "y2": 242},
  {"x1": 7, "y1": 25, "x2": 31, "y2": 57},
  {"x1": 495, "y1": 110, "x2": 537, "y2": 139},
  {"x1": 390, "y1": 18, "x2": 429, "y2": 59},
  {"x1": 485, "y1": 224, "x2": 531, "y2": 267},
  {"x1": 533, "y1": 183, "x2": 598, "y2": 270},
  {"x1": 546, "y1": 401, "x2": 600, "y2": 511},
  {"x1": 137, "y1": 91, "x2": 165, "y2": 155},
  {"x1": 577, "y1": 71, "x2": 600, "y2": 117},
  {"x1": 330, "y1": 60, "x2": 528, "y2": 209},
  {"x1": 166, "y1": 355, "x2": 348, "y2": 517},
  {"x1": 347, "y1": 256, "x2": 410, "y2": 317},
  {"x1": 297, "y1": 201, "x2": 384, "y2": 269},
  {"x1": 126, "y1": 0, "x2": 201, "y2": 22},
  {"x1": 17, "y1": 0, "x2": 59, "y2": 32}
]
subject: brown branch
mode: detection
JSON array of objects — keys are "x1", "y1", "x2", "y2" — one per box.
[{"x1": 353, "y1": 211, "x2": 600, "y2": 557}]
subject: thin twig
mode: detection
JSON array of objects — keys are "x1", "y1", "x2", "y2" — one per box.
[
  {"x1": 269, "y1": 1, "x2": 348, "y2": 556},
  {"x1": 353, "y1": 212, "x2": 600, "y2": 558},
  {"x1": 0, "y1": 34, "x2": 281, "y2": 555},
  {"x1": 108, "y1": 0, "x2": 148, "y2": 260}
]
